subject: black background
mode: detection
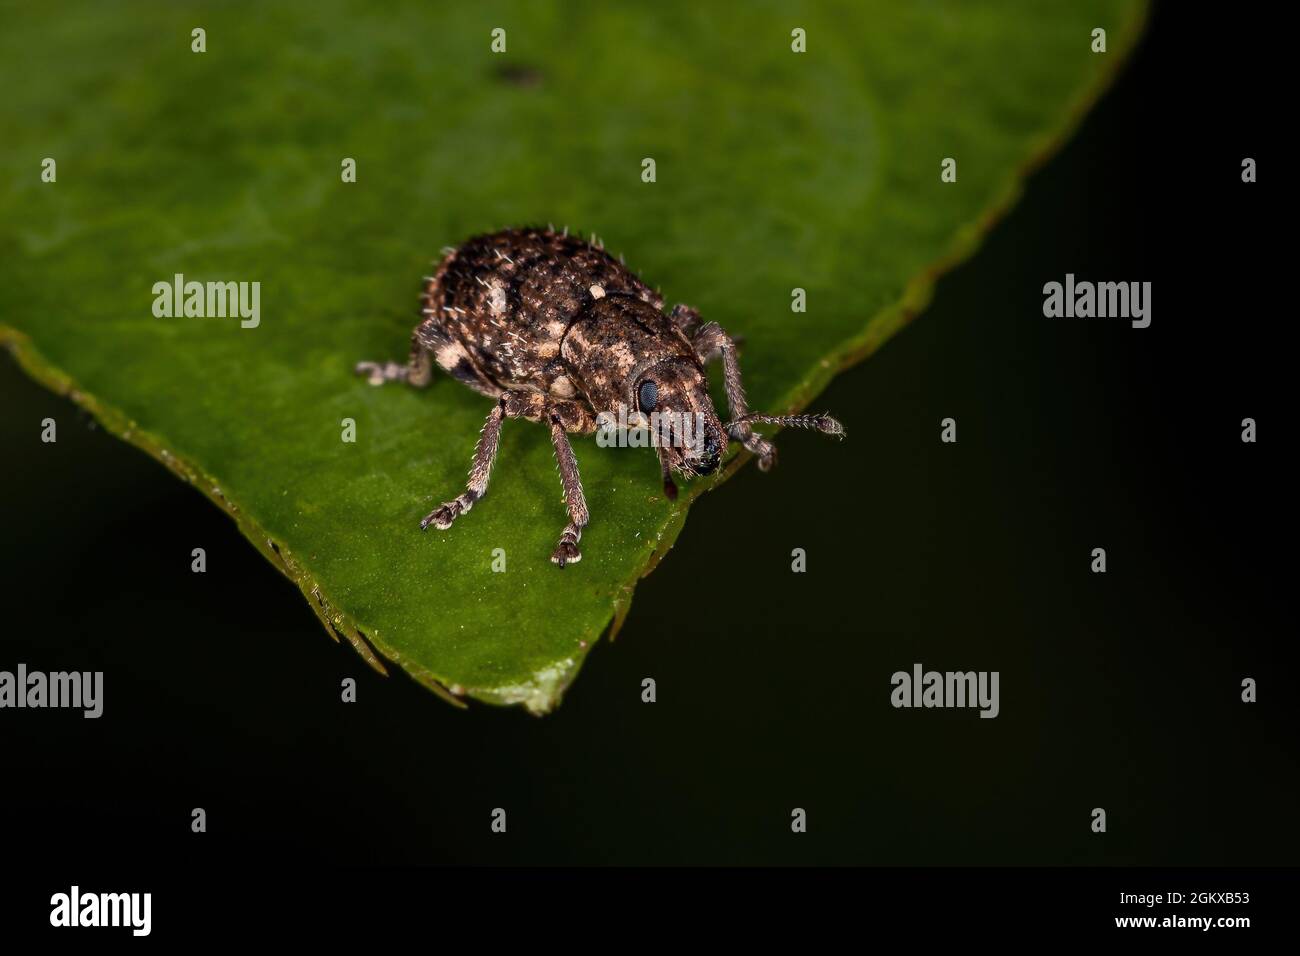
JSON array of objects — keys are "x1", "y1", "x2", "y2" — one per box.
[{"x1": 0, "y1": 2, "x2": 1292, "y2": 918}]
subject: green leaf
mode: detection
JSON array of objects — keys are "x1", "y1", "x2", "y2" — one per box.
[{"x1": 0, "y1": 1, "x2": 1145, "y2": 711}]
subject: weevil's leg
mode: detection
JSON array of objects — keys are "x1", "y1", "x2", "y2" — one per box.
[
  {"x1": 656, "y1": 445, "x2": 678, "y2": 501},
  {"x1": 692, "y1": 322, "x2": 777, "y2": 470},
  {"x1": 669, "y1": 303, "x2": 703, "y2": 340},
  {"x1": 420, "y1": 396, "x2": 506, "y2": 530},
  {"x1": 548, "y1": 413, "x2": 589, "y2": 567},
  {"x1": 356, "y1": 328, "x2": 434, "y2": 388},
  {"x1": 682, "y1": 308, "x2": 745, "y2": 362}
]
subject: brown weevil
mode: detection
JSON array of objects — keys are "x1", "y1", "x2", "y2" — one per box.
[{"x1": 356, "y1": 227, "x2": 843, "y2": 567}]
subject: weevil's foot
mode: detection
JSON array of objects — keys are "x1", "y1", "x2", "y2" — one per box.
[
  {"x1": 662, "y1": 477, "x2": 678, "y2": 501},
  {"x1": 420, "y1": 501, "x2": 462, "y2": 531},
  {"x1": 814, "y1": 414, "x2": 845, "y2": 437},
  {"x1": 753, "y1": 440, "x2": 777, "y2": 472},
  {"x1": 355, "y1": 360, "x2": 406, "y2": 386},
  {"x1": 550, "y1": 539, "x2": 582, "y2": 567}
]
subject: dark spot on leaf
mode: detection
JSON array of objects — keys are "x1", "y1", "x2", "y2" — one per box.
[{"x1": 494, "y1": 63, "x2": 543, "y2": 88}]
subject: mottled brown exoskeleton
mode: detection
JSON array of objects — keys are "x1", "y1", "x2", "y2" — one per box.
[{"x1": 356, "y1": 227, "x2": 843, "y2": 567}]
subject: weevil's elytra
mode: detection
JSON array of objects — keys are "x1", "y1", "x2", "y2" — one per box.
[{"x1": 356, "y1": 227, "x2": 844, "y2": 567}]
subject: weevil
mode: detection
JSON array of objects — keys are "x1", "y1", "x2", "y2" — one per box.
[{"x1": 356, "y1": 227, "x2": 843, "y2": 567}]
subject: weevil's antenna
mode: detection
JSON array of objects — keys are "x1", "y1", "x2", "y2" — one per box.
[{"x1": 725, "y1": 412, "x2": 844, "y2": 438}]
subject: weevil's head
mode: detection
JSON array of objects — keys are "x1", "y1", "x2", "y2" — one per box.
[{"x1": 631, "y1": 358, "x2": 727, "y2": 479}]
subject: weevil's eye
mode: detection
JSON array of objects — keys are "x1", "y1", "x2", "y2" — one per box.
[{"x1": 638, "y1": 379, "x2": 658, "y2": 413}]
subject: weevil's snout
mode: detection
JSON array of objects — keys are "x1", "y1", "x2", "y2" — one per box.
[
  {"x1": 675, "y1": 397, "x2": 727, "y2": 478},
  {"x1": 687, "y1": 423, "x2": 724, "y2": 476}
]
